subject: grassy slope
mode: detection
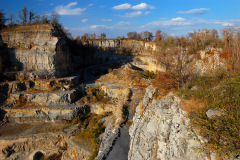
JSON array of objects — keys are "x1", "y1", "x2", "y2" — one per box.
[{"x1": 178, "y1": 72, "x2": 240, "y2": 157}]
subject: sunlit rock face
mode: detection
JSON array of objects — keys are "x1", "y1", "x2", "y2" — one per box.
[
  {"x1": 0, "y1": 24, "x2": 72, "y2": 77},
  {"x1": 128, "y1": 87, "x2": 214, "y2": 160}
]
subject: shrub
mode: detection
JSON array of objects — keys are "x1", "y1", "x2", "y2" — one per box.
[
  {"x1": 73, "y1": 114, "x2": 105, "y2": 160},
  {"x1": 144, "y1": 70, "x2": 156, "y2": 79},
  {"x1": 86, "y1": 87, "x2": 110, "y2": 104},
  {"x1": 154, "y1": 72, "x2": 178, "y2": 90},
  {"x1": 117, "y1": 46, "x2": 133, "y2": 55}
]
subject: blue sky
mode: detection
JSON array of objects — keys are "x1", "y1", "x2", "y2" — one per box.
[{"x1": 1, "y1": 0, "x2": 240, "y2": 38}]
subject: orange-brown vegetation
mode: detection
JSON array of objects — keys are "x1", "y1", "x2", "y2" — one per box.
[
  {"x1": 139, "y1": 103, "x2": 145, "y2": 116},
  {"x1": 181, "y1": 98, "x2": 206, "y2": 113}
]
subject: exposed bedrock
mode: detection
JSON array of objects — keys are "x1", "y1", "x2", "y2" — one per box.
[
  {"x1": 4, "y1": 105, "x2": 89, "y2": 123},
  {"x1": 0, "y1": 24, "x2": 72, "y2": 77},
  {"x1": 128, "y1": 86, "x2": 215, "y2": 160}
]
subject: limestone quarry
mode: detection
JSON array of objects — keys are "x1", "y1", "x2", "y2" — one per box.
[{"x1": 0, "y1": 24, "x2": 238, "y2": 160}]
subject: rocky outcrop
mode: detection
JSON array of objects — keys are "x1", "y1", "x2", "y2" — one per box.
[
  {"x1": 194, "y1": 48, "x2": 228, "y2": 75},
  {"x1": 3, "y1": 105, "x2": 89, "y2": 123},
  {"x1": 0, "y1": 24, "x2": 72, "y2": 77},
  {"x1": 128, "y1": 86, "x2": 213, "y2": 160},
  {"x1": 131, "y1": 56, "x2": 166, "y2": 72},
  {"x1": 0, "y1": 127, "x2": 91, "y2": 160},
  {"x1": 85, "y1": 39, "x2": 161, "y2": 54}
]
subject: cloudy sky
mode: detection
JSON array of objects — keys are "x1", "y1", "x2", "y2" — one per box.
[{"x1": 2, "y1": 0, "x2": 240, "y2": 38}]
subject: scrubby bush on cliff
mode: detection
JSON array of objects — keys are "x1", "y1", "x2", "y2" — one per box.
[
  {"x1": 117, "y1": 46, "x2": 133, "y2": 55},
  {"x1": 73, "y1": 114, "x2": 105, "y2": 160},
  {"x1": 86, "y1": 87, "x2": 110, "y2": 104},
  {"x1": 144, "y1": 70, "x2": 156, "y2": 79}
]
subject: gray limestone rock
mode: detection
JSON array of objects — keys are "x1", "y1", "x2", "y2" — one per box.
[
  {"x1": 128, "y1": 86, "x2": 213, "y2": 160},
  {"x1": 0, "y1": 25, "x2": 72, "y2": 77},
  {"x1": 206, "y1": 108, "x2": 224, "y2": 119}
]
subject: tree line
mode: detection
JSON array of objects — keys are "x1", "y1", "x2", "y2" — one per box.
[
  {"x1": 0, "y1": 7, "x2": 74, "y2": 38},
  {"x1": 0, "y1": 7, "x2": 60, "y2": 29}
]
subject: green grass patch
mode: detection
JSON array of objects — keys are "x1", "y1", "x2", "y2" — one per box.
[{"x1": 178, "y1": 73, "x2": 240, "y2": 158}]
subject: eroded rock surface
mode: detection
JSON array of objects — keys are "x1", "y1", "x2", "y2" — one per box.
[
  {"x1": 0, "y1": 24, "x2": 72, "y2": 77},
  {"x1": 128, "y1": 87, "x2": 213, "y2": 160}
]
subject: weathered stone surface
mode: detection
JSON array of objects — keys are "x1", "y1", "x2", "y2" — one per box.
[
  {"x1": 206, "y1": 108, "x2": 224, "y2": 119},
  {"x1": 128, "y1": 87, "x2": 213, "y2": 160},
  {"x1": 0, "y1": 130, "x2": 91, "y2": 160},
  {"x1": 85, "y1": 39, "x2": 161, "y2": 54},
  {"x1": 100, "y1": 85, "x2": 130, "y2": 100},
  {"x1": 0, "y1": 24, "x2": 72, "y2": 77},
  {"x1": 8, "y1": 89, "x2": 79, "y2": 105},
  {"x1": 131, "y1": 56, "x2": 166, "y2": 72},
  {"x1": 194, "y1": 48, "x2": 228, "y2": 76},
  {"x1": 3, "y1": 105, "x2": 89, "y2": 123},
  {"x1": 95, "y1": 124, "x2": 120, "y2": 160}
]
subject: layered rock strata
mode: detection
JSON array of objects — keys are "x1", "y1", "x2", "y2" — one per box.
[
  {"x1": 0, "y1": 24, "x2": 72, "y2": 77},
  {"x1": 128, "y1": 86, "x2": 214, "y2": 160}
]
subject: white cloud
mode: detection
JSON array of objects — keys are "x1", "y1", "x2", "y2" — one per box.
[
  {"x1": 116, "y1": 11, "x2": 142, "y2": 18},
  {"x1": 90, "y1": 25, "x2": 112, "y2": 29},
  {"x1": 88, "y1": 4, "x2": 93, "y2": 7},
  {"x1": 115, "y1": 21, "x2": 131, "y2": 26},
  {"x1": 70, "y1": 21, "x2": 134, "y2": 38},
  {"x1": 177, "y1": 8, "x2": 210, "y2": 15},
  {"x1": 102, "y1": 19, "x2": 112, "y2": 22},
  {"x1": 144, "y1": 11, "x2": 151, "y2": 15},
  {"x1": 222, "y1": 22, "x2": 234, "y2": 27},
  {"x1": 112, "y1": 3, "x2": 155, "y2": 11},
  {"x1": 145, "y1": 17, "x2": 190, "y2": 26},
  {"x1": 82, "y1": 19, "x2": 88, "y2": 23},
  {"x1": 112, "y1": 3, "x2": 131, "y2": 10},
  {"x1": 140, "y1": 17, "x2": 240, "y2": 30},
  {"x1": 171, "y1": 17, "x2": 186, "y2": 22},
  {"x1": 132, "y1": 3, "x2": 155, "y2": 10},
  {"x1": 55, "y1": 2, "x2": 86, "y2": 15}
]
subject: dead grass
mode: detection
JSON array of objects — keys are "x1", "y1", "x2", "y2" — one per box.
[
  {"x1": 0, "y1": 123, "x2": 31, "y2": 137},
  {"x1": 1, "y1": 24, "x2": 54, "y2": 32},
  {"x1": 98, "y1": 65, "x2": 153, "y2": 88},
  {"x1": 181, "y1": 98, "x2": 206, "y2": 113},
  {"x1": 0, "y1": 122, "x2": 64, "y2": 138}
]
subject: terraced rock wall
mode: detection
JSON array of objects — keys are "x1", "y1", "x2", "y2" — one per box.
[{"x1": 0, "y1": 24, "x2": 72, "y2": 77}]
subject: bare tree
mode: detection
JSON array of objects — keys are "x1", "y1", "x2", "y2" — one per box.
[
  {"x1": 32, "y1": 15, "x2": 40, "y2": 24},
  {"x1": 222, "y1": 27, "x2": 240, "y2": 70},
  {"x1": 18, "y1": 7, "x2": 28, "y2": 25},
  {"x1": 9, "y1": 13, "x2": 14, "y2": 26},
  {"x1": 127, "y1": 32, "x2": 137, "y2": 39},
  {"x1": 140, "y1": 31, "x2": 153, "y2": 41},
  {"x1": 41, "y1": 13, "x2": 49, "y2": 24},
  {"x1": 90, "y1": 33, "x2": 96, "y2": 39},
  {"x1": 154, "y1": 30, "x2": 162, "y2": 41},
  {"x1": 0, "y1": 9, "x2": 7, "y2": 29},
  {"x1": 29, "y1": 11, "x2": 37, "y2": 24},
  {"x1": 51, "y1": 11, "x2": 60, "y2": 26},
  {"x1": 99, "y1": 32, "x2": 106, "y2": 39}
]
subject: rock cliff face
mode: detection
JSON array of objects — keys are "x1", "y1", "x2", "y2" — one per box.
[
  {"x1": 128, "y1": 87, "x2": 213, "y2": 160},
  {"x1": 86, "y1": 39, "x2": 161, "y2": 54},
  {"x1": 0, "y1": 24, "x2": 72, "y2": 77},
  {"x1": 194, "y1": 48, "x2": 228, "y2": 75}
]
